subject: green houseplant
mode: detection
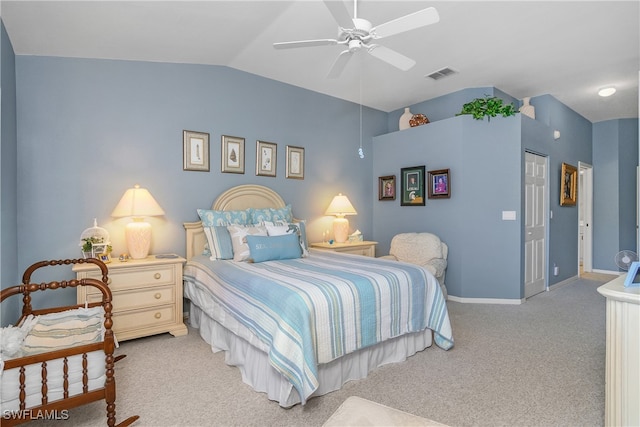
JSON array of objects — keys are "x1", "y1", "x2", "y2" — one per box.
[{"x1": 456, "y1": 96, "x2": 518, "y2": 121}]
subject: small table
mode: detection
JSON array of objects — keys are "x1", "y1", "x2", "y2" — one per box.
[
  {"x1": 310, "y1": 241, "x2": 378, "y2": 257},
  {"x1": 74, "y1": 255, "x2": 188, "y2": 341}
]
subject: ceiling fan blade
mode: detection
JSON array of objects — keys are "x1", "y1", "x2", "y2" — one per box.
[
  {"x1": 323, "y1": 0, "x2": 353, "y2": 30},
  {"x1": 273, "y1": 39, "x2": 339, "y2": 50},
  {"x1": 367, "y1": 45, "x2": 416, "y2": 71},
  {"x1": 370, "y1": 7, "x2": 439, "y2": 39},
  {"x1": 327, "y1": 49, "x2": 353, "y2": 79}
]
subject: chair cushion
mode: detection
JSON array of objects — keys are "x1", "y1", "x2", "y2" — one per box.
[{"x1": 389, "y1": 233, "x2": 444, "y2": 266}]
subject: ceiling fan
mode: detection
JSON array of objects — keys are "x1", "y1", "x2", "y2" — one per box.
[{"x1": 273, "y1": 0, "x2": 439, "y2": 78}]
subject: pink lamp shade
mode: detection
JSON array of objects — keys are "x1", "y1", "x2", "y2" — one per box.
[
  {"x1": 325, "y1": 193, "x2": 357, "y2": 243},
  {"x1": 111, "y1": 185, "x2": 165, "y2": 259}
]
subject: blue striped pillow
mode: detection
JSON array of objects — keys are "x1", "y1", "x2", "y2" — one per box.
[{"x1": 197, "y1": 208, "x2": 250, "y2": 259}]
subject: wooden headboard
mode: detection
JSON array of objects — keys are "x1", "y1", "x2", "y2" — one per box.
[{"x1": 183, "y1": 184, "x2": 287, "y2": 260}]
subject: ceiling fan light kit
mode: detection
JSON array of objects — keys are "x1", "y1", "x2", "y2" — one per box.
[{"x1": 273, "y1": 0, "x2": 439, "y2": 78}]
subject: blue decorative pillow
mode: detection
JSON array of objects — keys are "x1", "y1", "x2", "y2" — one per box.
[
  {"x1": 198, "y1": 209, "x2": 250, "y2": 227},
  {"x1": 250, "y1": 205, "x2": 293, "y2": 224},
  {"x1": 198, "y1": 209, "x2": 250, "y2": 259},
  {"x1": 265, "y1": 220, "x2": 309, "y2": 257},
  {"x1": 245, "y1": 234, "x2": 302, "y2": 263}
]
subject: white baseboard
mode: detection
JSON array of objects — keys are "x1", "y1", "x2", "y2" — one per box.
[
  {"x1": 592, "y1": 269, "x2": 623, "y2": 276},
  {"x1": 447, "y1": 295, "x2": 524, "y2": 305},
  {"x1": 548, "y1": 275, "x2": 580, "y2": 291}
]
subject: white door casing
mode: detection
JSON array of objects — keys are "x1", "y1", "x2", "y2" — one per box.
[
  {"x1": 525, "y1": 152, "x2": 547, "y2": 298},
  {"x1": 579, "y1": 162, "x2": 593, "y2": 273}
]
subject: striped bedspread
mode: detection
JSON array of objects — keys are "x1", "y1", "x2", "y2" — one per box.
[{"x1": 183, "y1": 250, "x2": 453, "y2": 404}]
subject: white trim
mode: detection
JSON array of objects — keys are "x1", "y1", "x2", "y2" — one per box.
[
  {"x1": 593, "y1": 269, "x2": 623, "y2": 276},
  {"x1": 548, "y1": 275, "x2": 580, "y2": 291},
  {"x1": 447, "y1": 295, "x2": 524, "y2": 305}
]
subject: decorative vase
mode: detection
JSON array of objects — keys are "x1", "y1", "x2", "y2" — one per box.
[
  {"x1": 399, "y1": 107, "x2": 413, "y2": 130},
  {"x1": 409, "y1": 114, "x2": 429, "y2": 127},
  {"x1": 519, "y1": 97, "x2": 535, "y2": 119}
]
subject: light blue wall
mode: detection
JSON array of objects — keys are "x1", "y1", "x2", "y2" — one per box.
[
  {"x1": 3, "y1": 43, "x2": 636, "y2": 311},
  {"x1": 1, "y1": 21, "x2": 19, "y2": 325},
  {"x1": 387, "y1": 87, "x2": 520, "y2": 132},
  {"x1": 522, "y1": 95, "x2": 593, "y2": 283},
  {"x1": 593, "y1": 118, "x2": 639, "y2": 271},
  {"x1": 373, "y1": 115, "x2": 522, "y2": 300},
  {"x1": 14, "y1": 56, "x2": 387, "y2": 310}
]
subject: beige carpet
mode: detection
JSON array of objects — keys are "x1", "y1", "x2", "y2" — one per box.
[
  {"x1": 323, "y1": 396, "x2": 448, "y2": 427},
  {"x1": 25, "y1": 276, "x2": 608, "y2": 426}
]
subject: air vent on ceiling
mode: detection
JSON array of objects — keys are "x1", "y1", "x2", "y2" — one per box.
[{"x1": 425, "y1": 67, "x2": 458, "y2": 81}]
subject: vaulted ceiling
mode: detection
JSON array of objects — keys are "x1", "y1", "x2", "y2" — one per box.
[{"x1": 2, "y1": 1, "x2": 638, "y2": 123}]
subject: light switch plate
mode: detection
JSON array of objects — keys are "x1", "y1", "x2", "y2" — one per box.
[{"x1": 502, "y1": 211, "x2": 517, "y2": 220}]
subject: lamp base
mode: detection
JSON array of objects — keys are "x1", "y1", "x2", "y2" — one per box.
[
  {"x1": 333, "y1": 217, "x2": 350, "y2": 244},
  {"x1": 125, "y1": 219, "x2": 152, "y2": 259}
]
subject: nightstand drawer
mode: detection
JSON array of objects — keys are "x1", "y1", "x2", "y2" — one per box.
[
  {"x1": 85, "y1": 265, "x2": 175, "y2": 292},
  {"x1": 114, "y1": 305, "x2": 175, "y2": 332},
  {"x1": 339, "y1": 247, "x2": 373, "y2": 256},
  {"x1": 74, "y1": 255, "x2": 188, "y2": 341},
  {"x1": 83, "y1": 285, "x2": 175, "y2": 311}
]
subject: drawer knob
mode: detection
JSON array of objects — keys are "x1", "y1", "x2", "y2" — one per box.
[
  {"x1": 154, "y1": 312, "x2": 162, "y2": 319},
  {"x1": 154, "y1": 273, "x2": 161, "y2": 280},
  {"x1": 154, "y1": 292, "x2": 162, "y2": 299}
]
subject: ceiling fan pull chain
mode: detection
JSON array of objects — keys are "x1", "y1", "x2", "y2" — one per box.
[{"x1": 358, "y1": 55, "x2": 364, "y2": 159}]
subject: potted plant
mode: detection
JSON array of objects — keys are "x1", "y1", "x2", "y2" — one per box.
[
  {"x1": 456, "y1": 96, "x2": 518, "y2": 121},
  {"x1": 80, "y1": 237, "x2": 110, "y2": 259}
]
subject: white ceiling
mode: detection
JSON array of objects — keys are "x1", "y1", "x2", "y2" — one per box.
[{"x1": 2, "y1": 1, "x2": 638, "y2": 123}]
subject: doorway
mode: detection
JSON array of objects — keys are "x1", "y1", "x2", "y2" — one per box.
[
  {"x1": 524, "y1": 152, "x2": 548, "y2": 298},
  {"x1": 578, "y1": 162, "x2": 593, "y2": 275}
]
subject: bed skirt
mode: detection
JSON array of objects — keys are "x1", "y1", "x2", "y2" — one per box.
[{"x1": 189, "y1": 302, "x2": 434, "y2": 407}]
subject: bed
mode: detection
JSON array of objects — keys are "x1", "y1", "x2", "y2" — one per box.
[
  {"x1": 0, "y1": 258, "x2": 138, "y2": 426},
  {"x1": 182, "y1": 184, "x2": 453, "y2": 407}
]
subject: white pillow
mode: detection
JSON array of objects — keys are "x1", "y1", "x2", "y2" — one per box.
[
  {"x1": 265, "y1": 221, "x2": 309, "y2": 257},
  {"x1": 227, "y1": 224, "x2": 268, "y2": 262}
]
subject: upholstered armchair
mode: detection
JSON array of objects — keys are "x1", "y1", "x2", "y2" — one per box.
[{"x1": 379, "y1": 232, "x2": 448, "y2": 298}]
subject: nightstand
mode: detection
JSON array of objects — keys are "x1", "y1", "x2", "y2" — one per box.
[
  {"x1": 310, "y1": 241, "x2": 378, "y2": 257},
  {"x1": 74, "y1": 255, "x2": 188, "y2": 341}
]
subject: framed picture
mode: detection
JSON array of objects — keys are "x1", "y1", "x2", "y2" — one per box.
[
  {"x1": 378, "y1": 175, "x2": 396, "y2": 201},
  {"x1": 624, "y1": 261, "x2": 640, "y2": 288},
  {"x1": 560, "y1": 162, "x2": 577, "y2": 206},
  {"x1": 428, "y1": 169, "x2": 450, "y2": 199},
  {"x1": 286, "y1": 145, "x2": 304, "y2": 179},
  {"x1": 400, "y1": 165, "x2": 425, "y2": 206},
  {"x1": 182, "y1": 130, "x2": 210, "y2": 172},
  {"x1": 221, "y1": 135, "x2": 245, "y2": 174},
  {"x1": 256, "y1": 140, "x2": 277, "y2": 177}
]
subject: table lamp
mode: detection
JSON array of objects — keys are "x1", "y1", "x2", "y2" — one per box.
[
  {"x1": 325, "y1": 193, "x2": 357, "y2": 243},
  {"x1": 111, "y1": 184, "x2": 165, "y2": 259}
]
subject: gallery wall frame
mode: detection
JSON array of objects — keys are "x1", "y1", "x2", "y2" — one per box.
[
  {"x1": 256, "y1": 140, "x2": 277, "y2": 177},
  {"x1": 400, "y1": 165, "x2": 425, "y2": 206},
  {"x1": 378, "y1": 175, "x2": 396, "y2": 201},
  {"x1": 286, "y1": 145, "x2": 304, "y2": 179},
  {"x1": 221, "y1": 135, "x2": 245, "y2": 174},
  {"x1": 183, "y1": 130, "x2": 210, "y2": 172},
  {"x1": 427, "y1": 168, "x2": 450, "y2": 199},
  {"x1": 560, "y1": 162, "x2": 577, "y2": 206}
]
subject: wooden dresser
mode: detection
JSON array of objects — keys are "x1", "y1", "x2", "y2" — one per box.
[{"x1": 74, "y1": 255, "x2": 188, "y2": 341}]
